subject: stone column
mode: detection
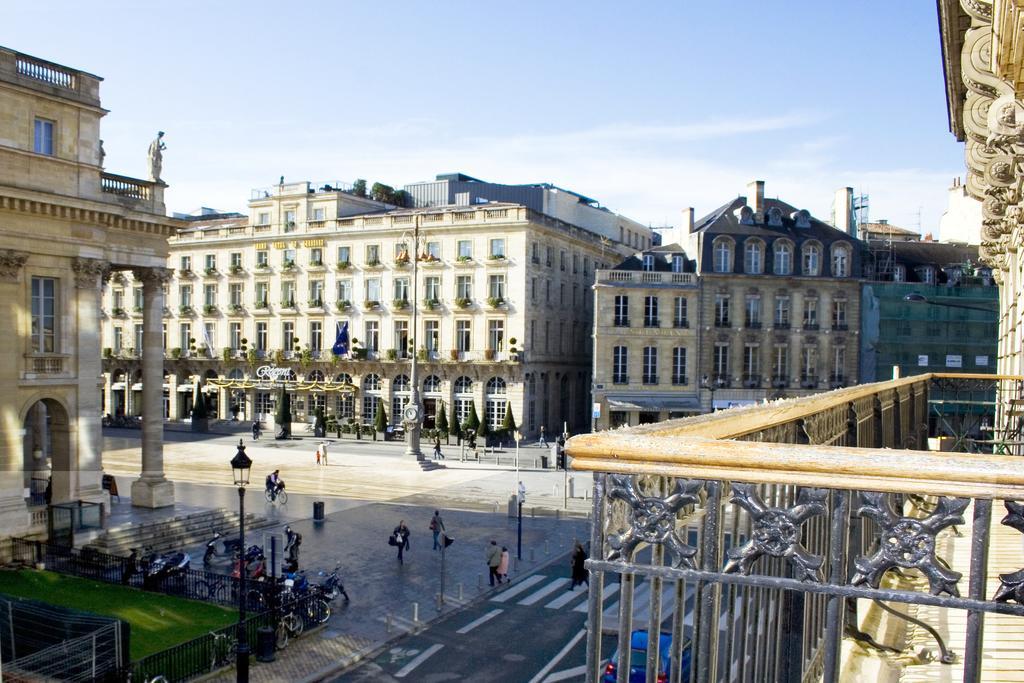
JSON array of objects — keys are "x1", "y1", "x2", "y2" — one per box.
[
  {"x1": 0, "y1": 251, "x2": 30, "y2": 533},
  {"x1": 131, "y1": 267, "x2": 174, "y2": 508},
  {"x1": 72, "y1": 258, "x2": 110, "y2": 503}
]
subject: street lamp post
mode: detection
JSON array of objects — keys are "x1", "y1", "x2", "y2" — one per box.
[
  {"x1": 701, "y1": 374, "x2": 719, "y2": 413},
  {"x1": 230, "y1": 439, "x2": 253, "y2": 683},
  {"x1": 516, "y1": 482, "x2": 525, "y2": 561},
  {"x1": 404, "y1": 216, "x2": 424, "y2": 460}
]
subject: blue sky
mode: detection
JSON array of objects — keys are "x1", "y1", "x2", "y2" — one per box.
[{"x1": 3, "y1": 1, "x2": 964, "y2": 234}]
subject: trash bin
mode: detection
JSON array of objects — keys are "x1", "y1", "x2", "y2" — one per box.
[
  {"x1": 256, "y1": 626, "x2": 276, "y2": 662},
  {"x1": 313, "y1": 501, "x2": 325, "y2": 522},
  {"x1": 540, "y1": 455, "x2": 549, "y2": 469}
]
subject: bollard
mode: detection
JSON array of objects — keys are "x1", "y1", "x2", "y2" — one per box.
[
  {"x1": 436, "y1": 593, "x2": 442, "y2": 612},
  {"x1": 478, "y1": 573, "x2": 483, "y2": 590},
  {"x1": 556, "y1": 509, "x2": 561, "y2": 521},
  {"x1": 412, "y1": 602, "x2": 419, "y2": 623},
  {"x1": 458, "y1": 583, "x2": 464, "y2": 601},
  {"x1": 531, "y1": 507, "x2": 536, "y2": 519},
  {"x1": 514, "y1": 557, "x2": 520, "y2": 572},
  {"x1": 530, "y1": 548, "x2": 535, "y2": 563},
  {"x1": 386, "y1": 612, "x2": 392, "y2": 633},
  {"x1": 545, "y1": 540, "x2": 550, "y2": 555}
]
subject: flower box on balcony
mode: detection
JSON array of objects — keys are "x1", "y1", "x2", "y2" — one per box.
[
  {"x1": 309, "y1": 260, "x2": 324, "y2": 268},
  {"x1": 254, "y1": 301, "x2": 269, "y2": 310},
  {"x1": 394, "y1": 258, "x2": 410, "y2": 268},
  {"x1": 336, "y1": 260, "x2": 351, "y2": 270},
  {"x1": 365, "y1": 259, "x2": 381, "y2": 268},
  {"x1": 203, "y1": 304, "x2": 218, "y2": 315},
  {"x1": 282, "y1": 260, "x2": 297, "y2": 271},
  {"x1": 456, "y1": 256, "x2": 473, "y2": 264},
  {"x1": 111, "y1": 307, "x2": 126, "y2": 316},
  {"x1": 392, "y1": 299, "x2": 410, "y2": 310},
  {"x1": 179, "y1": 305, "x2": 194, "y2": 315},
  {"x1": 178, "y1": 268, "x2": 193, "y2": 277},
  {"x1": 487, "y1": 254, "x2": 506, "y2": 261},
  {"x1": 204, "y1": 267, "x2": 218, "y2": 276},
  {"x1": 281, "y1": 300, "x2": 297, "y2": 310},
  {"x1": 423, "y1": 298, "x2": 440, "y2": 310},
  {"x1": 449, "y1": 349, "x2": 459, "y2": 361},
  {"x1": 229, "y1": 265, "x2": 244, "y2": 275},
  {"x1": 132, "y1": 306, "x2": 143, "y2": 314},
  {"x1": 255, "y1": 263, "x2": 270, "y2": 271},
  {"x1": 486, "y1": 296, "x2": 505, "y2": 309},
  {"x1": 455, "y1": 297, "x2": 472, "y2": 309},
  {"x1": 336, "y1": 300, "x2": 351, "y2": 311},
  {"x1": 484, "y1": 349, "x2": 496, "y2": 361},
  {"x1": 385, "y1": 349, "x2": 398, "y2": 361},
  {"x1": 364, "y1": 300, "x2": 380, "y2": 310},
  {"x1": 308, "y1": 299, "x2": 324, "y2": 308},
  {"x1": 229, "y1": 303, "x2": 245, "y2": 313}
]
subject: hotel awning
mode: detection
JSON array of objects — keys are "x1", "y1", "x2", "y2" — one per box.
[{"x1": 606, "y1": 395, "x2": 701, "y2": 412}]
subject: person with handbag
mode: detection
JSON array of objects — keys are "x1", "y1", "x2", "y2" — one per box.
[
  {"x1": 391, "y1": 520, "x2": 411, "y2": 564},
  {"x1": 430, "y1": 510, "x2": 445, "y2": 550}
]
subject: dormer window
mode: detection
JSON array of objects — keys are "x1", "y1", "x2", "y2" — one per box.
[
  {"x1": 642, "y1": 255, "x2": 655, "y2": 272},
  {"x1": 744, "y1": 240, "x2": 764, "y2": 274},
  {"x1": 831, "y1": 245, "x2": 851, "y2": 278},
  {"x1": 736, "y1": 206, "x2": 755, "y2": 226},
  {"x1": 791, "y1": 209, "x2": 811, "y2": 228},
  {"x1": 802, "y1": 243, "x2": 821, "y2": 276},
  {"x1": 773, "y1": 241, "x2": 793, "y2": 275},
  {"x1": 713, "y1": 238, "x2": 733, "y2": 273},
  {"x1": 766, "y1": 207, "x2": 783, "y2": 227},
  {"x1": 671, "y1": 255, "x2": 684, "y2": 273}
]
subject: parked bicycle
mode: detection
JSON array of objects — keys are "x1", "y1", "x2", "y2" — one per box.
[{"x1": 209, "y1": 631, "x2": 236, "y2": 671}]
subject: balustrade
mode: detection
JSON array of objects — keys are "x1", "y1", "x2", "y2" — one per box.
[{"x1": 100, "y1": 173, "x2": 151, "y2": 200}]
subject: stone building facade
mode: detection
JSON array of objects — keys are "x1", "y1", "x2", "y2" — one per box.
[
  {"x1": 0, "y1": 46, "x2": 182, "y2": 525},
  {"x1": 100, "y1": 181, "x2": 648, "y2": 439}
]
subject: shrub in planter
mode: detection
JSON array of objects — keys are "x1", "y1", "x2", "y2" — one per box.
[
  {"x1": 385, "y1": 348, "x2": 397, "y2": 361},
  {"x1": 170, "y1": 347, "x2": 182, "y2": 360},
  {"x1": 484, "y1": 348, "x2": 496, "y2": 361},
  {"x1": 374, "y1": 405, "x2": 388, "y2": 434},
  {"x1": 486, "y1": 296, "x2": 504, "y2": 308},
  {"x1": 449, "y1": 349, "x2": 459, "y2": 361},
  {"x1": 103, "y1": 347, "x2": 114, "y2": 359},
  {"x1": 454, "y1": 297, "x2": 472, "y2": 309},
  {"x1": 222, "y1": 347, "x2": 232, "y2": 362},
  {"x1": 436, "y1": 402, "x2": 449, "y2": 437}
]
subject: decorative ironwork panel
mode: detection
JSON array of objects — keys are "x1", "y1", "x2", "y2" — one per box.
[
  {"x1": 995, "y1": 500, "x2": 1024, "y2": 604},
  {"x1": 604, "y1": 473, "x2": 702, "y2": 567},
  {"x1": 852, "y1": 493, "x2": 968, "y2": 596},
  {"x1": 723, "y1": 484, "x2": 828, "y2": 583},
  {"x1": 800, "y1": 404, "x2": 851, "y2": 446}
]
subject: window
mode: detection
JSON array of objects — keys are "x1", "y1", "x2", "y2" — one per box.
[
  {"x1": 745, "y1": 295, "x2": 761, "y2": 327},
  {"x1": 773, "y1": 344, "x2": 789, "y2": 381},
  {"x1": 424, "y1": 319, "x2": 439, "y2": 352},
  {"x1": 612, "y1": 346, "x2": 628, "y2": 384},
  {"x1": 365, "y1": 277, "x2": 381, "y2": 303},
  {"x1": 394, "y1": 242, "x2": 408, "y2": 260},
  {"x1": 531, "y1": 278, "x2": 538, "y2": 303},
  {"x1": 642, "y1": 255, "x2": 655, "y2": 272},
  {"x1": 312, "y1": 207, "x2": 325, "y2": 221},
  {"x1": 546, "y1": 247, "x2": 553, "y2": 267},
  {"x1": 256, "y1": 322, "x2": 268, "y2": 352},
  {"x1": 532, "y1": 243, "x2": 540, "y2": 264},
  {"x1": 33, "y1": 118, "x2": 54, "y2": 155},
  {"x1": 179, "y1": 285, "x2": 192, "y2": 308},
  {"x1": 424, "y1": 276, "x2": 440, "y2": 302},
  {"x1": 774, "y1": 297, "x2": 791, "y2": 327},
  {"x1": 773, "y1": 242, "x2": 792, "y2": 275},
  {"x1": 230, "y1": 322, "x2": 242, "y2": 351},
  {"x1": 802, "y1": 243, "x2": 821, "y2": 276},
  {"x1": 744, "y1": 241, "x2": 763, "y2": 274},
  {"x1": 832, "y1": 346, "x2": 847, "y2": 381},
  {"x1": 456, "y1": 275, "x2": 473, "y2": 300},
  {"x1": 713, "y1": 239, "x2": 733, "y2": 273},
  {"x1": 283, "y1": 248, "x2": 296, "y2": 266},
  {"x1": 801, "y1": 346, "x2": 818, "y2": 380},
  {"x1": 457, "y1": 240, "x2": 472, "y2": 259},
  {"x1": 644, "y1": 296, "x2": 659, "y2": 327},
  {"x1": 310, "y1": 248, "x2": 323, "y2": 266},
  {"x1": 671, "y1": 255, "x2": 684, "y2": 273},
  {"x1": 133, "y1": 287, "x2": 143, "y2": 310},
  {"x1": 832, "y1": 245, "x2": 850, "y2": 277},
  {"x1": 920, "y1": 266, "x2": 935, "y2": 284},
  {"x1": 614, "y1": 295, "x2": 629, "y2": 326},
  {"x1": 713, "y1": 344, "x2": 729, "y2": 379},
  {"x1": 180, "y1": 255, "x2": 192, "y2": 273},
  {"x1": 489, "y1": 238, "x2": 506, "y2": 258},
  {"x1": 309, "y1": 279, "x2": 324, "y2": 305},
  {"x1": 642, "y1": 347, "x2": 658, "y2": 384},
  {"x1": 31, "y1": 277, "x2": 56, "y2": 352},
  {"x1": 337, "y1": 246, "x2": 350, "y2": 265},
  {"x1": 230, "y1": 252, "x2": 242, "y2": 268},
  {"x1": 365, "y1": 244, "x2": 380, "y2": 265},
  {"x1": 714, "y1": 294, "x2": 730, "y2": 327},
  {"x1": 283, "y1": 209, "x2": 296, "y2": 231},
  {"x1": 337, "y1": 279, "x2": 352, "y2": 303},
  {"x1": 673, "y1": 297, "x2": 688, "y2": 327},
  {"x1": 112, "y1": 288, "x2": 124, "y2": 311},
  {"x1": 488, "y1": 274, "x2": 506, "y2": 300},
  {"x1": 281, "y1": 281, "x2": 296, "y2": 307},
  {"x1": 362, "y1": 393, "x2": 380, "y2": 424},
  {"x1": 488, "y1": 320, "x2": 505, "y2": 351},
  {"x1": 584, "y1": 257, "x2": 590, "y2": 276},
  {"x1": 456, "y1": 320, "x2": 471, "y2": 352},
  {"x1": 572, "y1": 254, "x2": 579, "y2": 274},
  {"x1": 204, "y1": 284, "x2": 217, "y2": 307},
  {"x1": 485, "y1": 377, "x2": 507, "y2": 430},
  {"x1": 257, "y1": 212, "x2": 270, "y2": 226},
  {"x1": 364, "y1": 320, "x2": 379, "y2": 352},
  {"x1": 255, "y1": 282, "x2": 268, "y2": 306},
  {"x1": 743, "y1": 344, "x2": 760, "y2": 379},
  {"x1": 308, "y1": 321, "x2": 321, "y2": 354},
  {"x1": 282, "y1": 321, "x2": 295, "y2": 352},
  {"x1": 394, "y1": 278, "x2": 410, "y2": 303},
  {"x1": 394, "y1": 320, "x2": 409, "y2": 357},
  {"x1": 803, "y1": 299, "x2": 818, "y2": 328},
  {"x1": 426, "y1": 241, "x2": 441, "y2": 260},
  {"x1": 560, "y1": 251, "x2": 567, "y2": 271},
  {"x1": 672, "y1": 347, "x2": 687, "y2": 385},
  {"x1": 256, "y1": 250, "x2": 268, "y2": 267},
  {"x1": 893, "y1": 265, "x2": 906, "y2": 282},
  {"x1": 545, "y1": 280, "x2": 550, "y2": 303},
  {"x1": 179, "y1": 323, "x2": 191, "y2": 350},
  {"x1": 560, "y1": 283, "x2": 566, "y2": 306},
  {"x1": 832, "y1": 300, "x2": 847, "y2": 329},
  {"x1": 205, "y1": 254, "x2": 216, "y2": 271},
  {"x1": 113, "y1": 327, "x2": 123, "y2": 353}
]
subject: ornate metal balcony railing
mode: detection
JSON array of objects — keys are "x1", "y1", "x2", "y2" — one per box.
[{"x1": 569, "y1": 373, "x2": 1024, "y2": 683}]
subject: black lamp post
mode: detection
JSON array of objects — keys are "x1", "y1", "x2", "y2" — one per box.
[
  {"x1": 701, "y1": 374, "x2": 719, "y2": 413},
  {"x1": 230, "y1": 439, "x2": 252, "y2": 682}
]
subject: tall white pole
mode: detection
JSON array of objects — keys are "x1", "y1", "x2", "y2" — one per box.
[{"x1": 405, "y1": 215, "x2": 424, "y2": 460}]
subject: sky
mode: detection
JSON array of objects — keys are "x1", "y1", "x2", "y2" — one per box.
[{"x1": 3, "y1": 1, "x2": 966, "y2": 235}]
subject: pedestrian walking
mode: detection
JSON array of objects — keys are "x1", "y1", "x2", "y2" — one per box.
[
  {"x1": 538, "y1": 425, "x2": 548, "y2": 448},
  {"x1": 433, "y1": 435, "x2": 444, "y2": 460},
  {"x1": 498, "y1": 546, "x2": 510, "y2": 583},
  {"x1": 569, "y1": 541, "x2": 589, "y2": 590},
  {"x1": 486, "y1": 540, "x2": 502, "y2": 586},
  {"x1": 251, "y1": 420, "x2": 261, "y2": 441},
  {"x1": 430, "y1": 510, "x2": 446, "y2": 550},
  {"x1": 315, "y1": 448, "x2": 321, "y2": 466},
  {"x1": 391, "y1": 520, "x2": 411, "y2": 564},
  {"x1": 321, "y1": 441, "x2": 329, "y2": 466}
]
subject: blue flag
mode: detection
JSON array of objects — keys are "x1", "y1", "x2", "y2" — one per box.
[{"x1": 332, "y1": 321, "x2": 350, "y2": 356}]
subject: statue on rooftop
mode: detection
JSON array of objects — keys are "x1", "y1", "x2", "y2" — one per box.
[{"x1": 148, "y1": 131, "x2": 166, "y2": 182}]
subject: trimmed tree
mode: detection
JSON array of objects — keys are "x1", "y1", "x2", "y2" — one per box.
[
  {"x1": 477, "y1": 408, "x2": 490, "y2": 444},
  {"x1": 436, "y1": 403, "x2": 449, "y2": 436},
  {"x1": 463, "y1": 402, "x2": 480, "y2": 434},
  {"x1": 275, "y1": 385, "x2": 291, "y2": 439},
  {"x1": 500, "y1": 404, "x2": 517, "y2": 439},
  {"x1": 314, "y1": 407, "x2": 327, "y2": 438},
  {"x1": 374, "y1": 402, "x2": 388, "y2": 434}
]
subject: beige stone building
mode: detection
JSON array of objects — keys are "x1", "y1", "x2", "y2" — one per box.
[
  {"x1": 0, "y1": 46, "x2": 182, "y2": 528},
  {"x1": 100, "y1": 179, "x2": 650, "y2": 439}
]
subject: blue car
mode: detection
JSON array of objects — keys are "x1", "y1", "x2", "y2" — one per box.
[{"x1": 601, "y1": 630, "x2": 691, "y2": 683}]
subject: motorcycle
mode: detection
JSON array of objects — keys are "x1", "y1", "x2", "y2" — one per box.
[
  {"x1": 141, "y1": 548, "x2": 191, "y2": 589},
  {"x1": 232, "y1": 544, "x2": 266, "y2": 581},
  {"x1": 318, "y1": 565, "x2": 350, "y2": 603},
  {"x1": 203, "y1": 531, "x2": 242, "y2": 566}
]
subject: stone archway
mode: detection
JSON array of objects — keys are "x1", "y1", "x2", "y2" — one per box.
[{"x1": 22, "y1": 398, "x2": 72, "y2": 504}]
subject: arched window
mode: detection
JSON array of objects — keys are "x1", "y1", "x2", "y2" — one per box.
[
  {"x1": 485, "y1": 377, "x2": 508, "y2": 430},
  {"x1": 423, "y1": 375, "x2": 441, "y2": 394},
  {"x1": 831, "y1": 244, "x2": 850, "y2": 278},
  {"x1": 306, "y1": 370, "x2": 325, "y2": 382},
  {"x1": 454, "y1": 376, "x2": 473, "y2": 394},
  {"x1": 713, "y1": 238, "x2": 733, "y2": 273},
  {"x1": 486, "y1": 377, "x2": 507, "y2": 395},
  {"x1": 363, "y1": 374, "x2": 381, "y2": 392},
  {"x1": 802, "y1": 242, "x2": 821, "y2": 276},
  {"x1": 773, "y1": 241, "x2": 793, "y2": 275},
  {"x1": 334, "y1": 373, "x2": 353, "y2": 385},
  {"x1": 743, "y1": 240, "x2": 764, "y2": 274},
  {"x1": 228, "y1": 369, "x2": 244, "y2": 380},
  {"x1": 392, "y1": 375, "x2": 410, "y2": 393}
]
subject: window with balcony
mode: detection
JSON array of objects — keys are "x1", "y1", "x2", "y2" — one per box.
[
  {"x1": 743, "y1": 344, "x2": 760, "y2": 385},
  {"x1": 546, "y1": 246, "x2": 553, "y2": 267},
  {"x1": 337, "y1": 246, "x2": 350, "y2": 266},
  {"x1": 203, "y1": 255, "x2": 216, "y2": 273},
  {"x1": 801, "y1": 345, "x2": 818, "y2": 384},
  {"x1": 281, "y1": 281, "x2": 296, "y2": 308},
  {"x1": 255, "y1": 282, "x2": 268, "y2": 307},
  {"x1": 255, "y1": 322, "x2": 267, "y2": 352},
  {"x1": 642, "y1": 347, "x2": 658, "y2": 384},
  {"x1": 560, "y1": 251, "x2": 567, "y2": 271},
  {"x1": 133, "y1": 287, "x2": 143, "y2": 310},
  {"x1": 713, "y1": 343, "x2": 729, "y2": 381},
  {"x1": 671, "y1": 255, "x2": 684, "y2": 273},
  {"x1": 337, "y1": 279, "x2": 352, "y2": 304},
  {"x1": 426, "y1": 241, "x2": 441, "y2": 260},
  {"x1": 363, "y1": 320, "x2": 379, "y2": 352},
  {"x1": 204, "y1": 284, "x2": 217, "y2": 307},
  {"x1": 230, "y1": 252, "x2": 242, "y2": 269},
  {"x1": 257, "y1": 212, "x2": 270, "y2": 227},
  {"x1": 312, "y1": 207, "x2": 325, "y2": 221},
  {"x1": 744, "y1": 295, "x2": 761, "y2": 328},
  {"x1": 488, "y1": 319, "x2": 505, "y2": 351},
  {"x1": 424, "y1": 319, "x2": 439, "y2": 352},
  {"x1": 310, "y1": 247, "x2": 323, "y2": 266},
  {"x1": 31, "y1": 277, "x2": 56, "y2": 353},
  {"x1": 573, "y1": 254, "x2": 579, "y2": 274},
  {"x1": 803, "y1": 299, "x2": 818, "y2": 329},
  {"x1": 230, "y1": 322, "x2": 241, "y2": 351},
  {"x1": 673, "y1": 297, "x2": 688, "y2": 327},
  {"x1": 488, "y1": 274, "x2": 506, "y2": 301},
  {"x1": 714, "y1": 294, "x2": 731, "y2": 327},
  {"x1": 282, "y1": 249, "x2": 296, "y2": 268},
  {"x1": 309, "y1": 279, "x2": 324, "y2": 306},
  {"x1": 180, "y1": 255, "x2": 192, "y2": 273},
  {"x1": 456, "y1": 320, "x2": 471, "y2": 352},
  {"x1": 644, "y1": 296, "x2": 659, "y2": 327},
  {"x1": 773, "y1": 344, "x2": 789, "y2": 385},
  {"x1": 113, "y1": 327, "x2": 123, "y2": 353},
  {"x1": 179, "y1": 285, "x2": 192, "y2": 308},
  {"x1": 256, "y1": 250, "x2": 268, "y2": 267},
  {"x1": 456, "y1": 275, "x2": 473, "y2": 301},
  {"x1": 642, "y1": 255, "x2": 655, "y2": 272},
  {"x1": 424, "y1": 276, "x2": 440, "y2": 302},
  {"x1": 365, "y1": 244, "x2": 380, "y2": 265},
  {"x1": 614, "y1": 295, "x2": 629, "y2": 327},
  {"x1": 832, "y1": 300, "x2": 847, "y2": 330},
  {"x1": 282, "y1": 321, "x2": 295, "y2": 352},
  {"x1": 394, "y1": 278, "x2": 410, "y2": 303},
  {"x1": 612, "y1": 346, "x2": 628, "y2": 384},
  {"x1": 394, "y1": 320, "x2": 409, "y2": 357},
  {"x1": 33, "y1": 118, "x2": 54, "y2": 156},
  {"x1": 832, "y1": 346, "x2": 847, "y2": 384},
  {"x1": 672, "y1": 347, "x2": 687, "y2": 385},
  {"x1": 310, "y1": 321, "x2": 322, "y2": 354},
  {"x1": 178, "y1": 323, "x2": 190, "y2": 351},
  {"x1": 457, "y1": 240, "x2": 472, "y2": 260},
  {"x1": 283, "y1": 209, "x2": 296, "y2": 232},
  {"x1": 489, "y1": 238, "x2": 506, "y2": 259},
  {"x1": 365, "y1": 277, "x2": 381, "y2": 304},
  {"x1": 774, "y1": 297, "x2": 791, "y2": 327}
]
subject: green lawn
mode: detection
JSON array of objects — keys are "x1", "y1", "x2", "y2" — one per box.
[{"x1": 0, "y1": 569, "x2": 237, "y2": 659}]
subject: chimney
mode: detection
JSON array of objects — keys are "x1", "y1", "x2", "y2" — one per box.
[
  {"x1": 684, "y1": 207, "x2": 694, "y2": 232},
  {"x1": 747, "y1": 180, "x2": 765, "y2": 221},
  {"x1": 832, "y1": 187, "x2": 854, "y2": 237}
]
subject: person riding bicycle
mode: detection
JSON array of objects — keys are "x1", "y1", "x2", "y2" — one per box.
[{"x1": 265, "y1": 469, "x2": 285, "y2": 501}]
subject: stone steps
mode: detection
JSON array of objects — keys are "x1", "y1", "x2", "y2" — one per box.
[{"x1": 85, "y1": 508, "x2": 269, "y2": 557}]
